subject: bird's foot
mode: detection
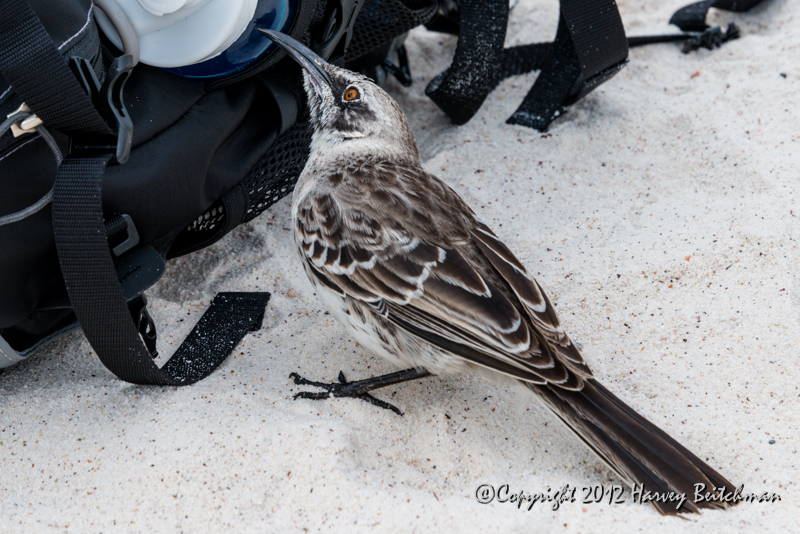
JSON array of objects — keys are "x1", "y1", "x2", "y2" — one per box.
[{"x1": 290, "y1": 371, "x2": 403, "y2": 416}]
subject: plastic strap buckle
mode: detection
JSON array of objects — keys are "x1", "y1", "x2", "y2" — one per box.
[
  {"x1": 128, "y1": 295, "x2": 158, "y2": 358},
  {"x1": 382, "y1": 45, "x2": 412, "y2": 87},
  {"x1": 68, "y1": 54, "x2": 134, "y2": 164},
  {"x1": 312, "y1": 0, "x2": 364, "y2": 65},
  {"x1": 105, "y1": 214, "x2": 141, "y2": 257}
]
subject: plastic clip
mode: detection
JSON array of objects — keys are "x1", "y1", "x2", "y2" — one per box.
[
  {"x1": 6, "y1": 103, "x2": 43, "y2": 138},
  {"x1": 382, "y1": 45, "x2": 412, "y2": 87},
  {"x1": 682, "y1": 24, "x2": 741, "y2": 53},
  {"x1": 128, "y1": 295, "x2": 158, "y2": 358},
  {"x1": 312, "y1": 0, "x2": 364, "y2": 65},
  {"x1": 68, "y1": 54, "x2": 134, "y2": 164},
  {"x1": 106, "y1": 214, "x2": 141, "y2": 257}
]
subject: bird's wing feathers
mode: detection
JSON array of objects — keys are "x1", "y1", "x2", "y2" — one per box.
[
  {"x1": 470, "y1": 224, "x2": 592, "y2": 377},
  {"x1": 295, "y1": 163, "x2": 592, "y2": 389}
]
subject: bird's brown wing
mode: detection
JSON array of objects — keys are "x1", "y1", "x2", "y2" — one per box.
[
  {"x1": 295, "y1": 168, "x2": 591, "y2": 389},
  {"x1": 469, "y1": 223, "x2": 592, "y2": 378}
]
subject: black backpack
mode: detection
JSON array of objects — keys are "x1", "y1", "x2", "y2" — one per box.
[{"x1": 0, "y1": 0, "x2": 765, "y2": 385}]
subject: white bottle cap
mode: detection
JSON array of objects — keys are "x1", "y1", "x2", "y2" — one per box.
[
  {"x1": 137, "y1": 0, "x2": 215, "y2": 17},
  {"x1": 96, "y1": 0, "x2": 258, "y2": 68}
]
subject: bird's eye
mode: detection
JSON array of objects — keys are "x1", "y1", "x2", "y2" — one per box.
[{"x1": 343, "y1": 87, "x2": 360, "y2": 101}]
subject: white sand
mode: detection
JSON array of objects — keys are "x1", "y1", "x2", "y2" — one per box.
[{"x1": 1, "y1": 0, "x2": 798, "y2": 531}]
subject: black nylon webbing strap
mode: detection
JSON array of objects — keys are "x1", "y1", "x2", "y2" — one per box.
[
  {"x1": 506, "y1": 15, "x2": 583, "y2": 131},
  {"x1": 52, "y1": 156, "x2": 269, "y2": 385},
  {"x1": 670, "y1": 0, "x2": 767, "y2": 32},
  {"x1": 0, "y1": 0, "x2": 111, "y2": 136},
  {"x1": 508, "y1": 0, "x2": 629, "y2": 130},
  {"x1": 424, "y1": 0, "x2": 509, "y2": 125},
  {"x1": 426, "y1": 0, "x2": 628, "y2": 132}
]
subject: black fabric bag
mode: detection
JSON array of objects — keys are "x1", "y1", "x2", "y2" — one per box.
[
  {"x1": 0, "y1": 0, "x2": 330, "y2": 382},
  {"x1": 5, "y1": 0, "x2": 758, "y2": 385},
  {"x1": 0, "y1": 0, "x2": 445, "y2": 384}
]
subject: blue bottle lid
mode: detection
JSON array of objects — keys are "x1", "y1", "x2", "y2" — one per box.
[{"x1": 165, "y1": 0, "x2": 299, "y2": 78}]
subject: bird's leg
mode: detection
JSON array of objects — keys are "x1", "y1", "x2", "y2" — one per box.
[{"x1": 289, "y1": 368, "x2": 432, "y2": 416}]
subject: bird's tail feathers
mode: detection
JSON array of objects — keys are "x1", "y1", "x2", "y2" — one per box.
[{"x1": 529, "y1": 379, "x2": 737, "y2": 515}]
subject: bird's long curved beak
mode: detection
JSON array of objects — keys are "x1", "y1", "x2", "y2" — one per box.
[{"x1": 258, "y1": 29, "x2": 333, "y2": 90}]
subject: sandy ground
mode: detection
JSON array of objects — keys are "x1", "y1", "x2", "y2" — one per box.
[{"x1": 1, "y1": 0, "x2": 798, "y2": 532}]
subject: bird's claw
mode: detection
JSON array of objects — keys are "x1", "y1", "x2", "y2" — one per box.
[{"x1": 289, "y1": 371, "x2": 403, "y2": 416}]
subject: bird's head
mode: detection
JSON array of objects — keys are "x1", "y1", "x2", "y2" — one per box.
[{"x1": 259, "y1": 30, "x2": 418, "y2": 162}]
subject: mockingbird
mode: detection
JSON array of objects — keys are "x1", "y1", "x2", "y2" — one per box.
[{"x1": 260, "y1": 29, "x2": 738, "y2": 515}]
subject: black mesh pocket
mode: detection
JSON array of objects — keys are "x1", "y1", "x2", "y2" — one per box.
[
  {"x1": 175, "y1": 119, "x2": 311, "y2": 258},
  {"x1": 184, "y1": 203, "x2": 227, "y2": 234},
  {"x1": 345, "y1": 0, "x2": 438, "y2": 63},
  {"x1": 183, "y1": 120, "x2": 312, "y2": 230},
  {"x1": 241, "y1": 119, "x2": 312, "y2": 223}
]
